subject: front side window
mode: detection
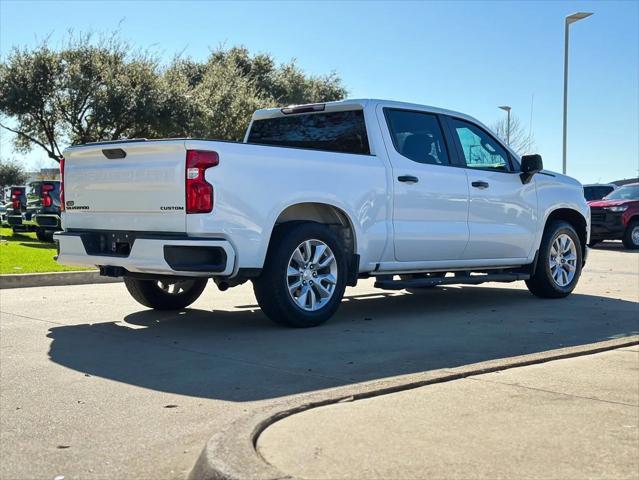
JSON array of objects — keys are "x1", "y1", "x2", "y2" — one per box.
[
  {"x1": 247, "y1": 110, "x2": 370, "y2": 155},
  {"x1": 450, "y1": 118, "x2": 510, "y2": 171},
  {"x1": 384, "y1": 109, "x2": 449, "y2": 165}
]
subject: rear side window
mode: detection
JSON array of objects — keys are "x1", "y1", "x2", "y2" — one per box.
[
  {"x1": 247, "y1": 110, "x2": 370, "y2": 155},
  {"x1": 384, "y1": 109, "x2": 450, "y2": 165}
]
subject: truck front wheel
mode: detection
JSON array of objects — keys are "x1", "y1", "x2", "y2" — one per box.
[
  {"x1": 525, "y1": 221, "x2": 583, "y2": 298},
  {"x1": 253, "y1": 222, "x2": 348, "y2": 328},
  {"x1": 622, "y1": 220, "x2": 639, "y2": 250},
  {"x1": 123, "y1": 277, "x2": 208, "y2": 310}
]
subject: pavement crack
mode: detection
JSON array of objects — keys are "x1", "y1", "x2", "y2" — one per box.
[
  {"x1": 0, "y1": 310, "x2": 71, "y2": 327},
  {"x1": 467, "y1": 376, "x2": 638, "y2": 407}
]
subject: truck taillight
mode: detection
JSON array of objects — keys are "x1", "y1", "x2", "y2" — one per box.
[
  {"x1": 10, "y1": 188, "x2": 22, "y2": 210},
  {"x1": 41, "y1": 183, "x2": 55, "y2": 207},
  {"x1": 186, "y1": 150, "x2": 218, "y2": 214},
  {"x1": 59, "y1": 157, "x2": 65, "y2": 211}
]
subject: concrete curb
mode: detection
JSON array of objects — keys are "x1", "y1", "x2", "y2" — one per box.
[
  {"x1": 0, "y1": 270, "x2": 121, "y2": 289},
  {"x1": 189, "y1": 336, "x2": 639, "y2": 480}
]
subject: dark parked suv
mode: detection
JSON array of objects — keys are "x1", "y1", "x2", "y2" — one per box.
[
  {"x1": 583, "y1": 183, "x2": 616, "y2": 201},
  {"x1": 7, "y1": 181, "x2": 61, "y2": 242},
  {"x1": 588, "y1": 183, "x2": 639, "y2": 249}
]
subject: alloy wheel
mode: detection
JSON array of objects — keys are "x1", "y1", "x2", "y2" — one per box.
[
  {"x1": 549, "y1": 233, "x2": 578, "y2": 287},
  {"x1": 286, "y1": 239, "x2": 338, "y2": 311}
]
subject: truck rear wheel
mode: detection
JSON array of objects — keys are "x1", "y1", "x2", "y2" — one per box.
[
  {"x1": 253, "y1": 222, "x2": 348, "y2": 328},
  {"x1": 36, "y1": 229, "x2": 54, "y2": 242},
  {"x1": 525, "y1": 221, "x2": 582, "y2": 298},
  {"x1": 123, "y1": 277, "x2": 208, "y2": 310}
]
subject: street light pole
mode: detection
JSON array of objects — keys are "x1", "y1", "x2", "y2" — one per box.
[
  {"x1": 563, "y1": 12, "x2": 593, "y2": 175},
  {"x1": 498, "y1": 106, "x2": 512, "y2": 146}
]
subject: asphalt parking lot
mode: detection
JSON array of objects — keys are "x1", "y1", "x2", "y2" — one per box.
[{"x1": 1, "y1": 243, "x2": 638, "y2": 479}]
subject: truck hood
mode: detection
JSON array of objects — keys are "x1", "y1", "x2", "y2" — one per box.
[
  {"x1": 588, "y1": 199, "x2": 638, "y2": 208},
  {"x1": 541, "y1": 170, "x2": 582, "y2": 187}
]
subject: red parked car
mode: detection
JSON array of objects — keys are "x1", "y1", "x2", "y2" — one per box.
[{"x1": 588, "y1": 183, "x2": 639, "y2": 249}]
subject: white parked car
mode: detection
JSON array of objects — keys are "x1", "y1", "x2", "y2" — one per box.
[{"x1": 56, "y1": 99, "x2": 590, "y2": 327}]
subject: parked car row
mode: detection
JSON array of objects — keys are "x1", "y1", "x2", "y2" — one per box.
[
  {"x1": 5, "y1": 181, "x2": 62, "y2": 242},
  {"x1": 3, "y1": 170, "x2": 635, "y2": 260}
]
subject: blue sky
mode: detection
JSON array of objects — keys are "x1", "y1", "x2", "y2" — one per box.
[{"x1": 1, "y1": 0, "x2": 637, "y2": 184}]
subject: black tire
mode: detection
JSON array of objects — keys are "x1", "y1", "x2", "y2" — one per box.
[
  {"x1": 123, "y1": 277, "x2": 208, "y2": 310},
  {"x1": 400, "y1": 272, "x2": 446, "y2": 290},
  {"x1": 526, "y1": 221, "x2": 583, "y2": 299},
  {"x1": 253, "y1": 222, "x2": 348, "y2": 328},
  {"x1": 36, "y1": 229, "x2": 54, "y2": 242},
  {"x1": 622, "y1": 221, "x2": 639, "y2": 250}
]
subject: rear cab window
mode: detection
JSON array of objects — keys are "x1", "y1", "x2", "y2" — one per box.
[
  {"x1": 246, "y1": 109, "x2": 370, "y2": 155},
  {"x1": 27, "y1": 182, "x2": 42, "y2": 203}
]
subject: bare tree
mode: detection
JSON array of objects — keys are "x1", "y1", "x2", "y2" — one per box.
[{"x1": 491, "y1": 114, "x2": 535, "y2": 156}]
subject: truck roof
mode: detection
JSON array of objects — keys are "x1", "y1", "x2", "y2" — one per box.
[
  {"x1": 251, "y1": 98, "x2": 497, "y2": 148},
  {"x1": 251, "y1": 98, "x2": 482, "y2": 125}
]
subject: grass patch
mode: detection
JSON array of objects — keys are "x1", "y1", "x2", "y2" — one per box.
[{"x1": 0, "y1": 227, "x2": 94, "y2": 274}]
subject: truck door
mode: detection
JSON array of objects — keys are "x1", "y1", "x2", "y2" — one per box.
[
  {"x1": 444, "y1": 116, "x2": 538, "y2": 260},
  {"x1": 377, "y1": 105, "x2": 470, "y2": 262}
]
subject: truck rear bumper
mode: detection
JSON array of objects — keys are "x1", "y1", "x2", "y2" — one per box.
[
  {"x1": 54, "y1": 231, "x2": 235, "y2": 277},
  {"x1": 7, "y1": 214, "x2": 36, "y2": 230},
  {"x1": 7, "y1": 215, "x2": 22, "y2": 227},
  {"x1": 34, "y1": 214, "x2": 61, "y2": 230}
]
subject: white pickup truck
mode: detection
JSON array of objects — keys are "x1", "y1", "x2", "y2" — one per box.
[{"x1": 55, "y1": 99, "x2": 590, "y2": 327}]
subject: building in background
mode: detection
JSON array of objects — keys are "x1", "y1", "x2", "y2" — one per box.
[{"x1": 24, "y1": 168, "x2": 60, "y2": 186}]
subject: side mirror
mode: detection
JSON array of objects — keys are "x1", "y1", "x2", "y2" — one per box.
[{"x1": 520, "y1": 154, "x2": 543, "y2": 184}]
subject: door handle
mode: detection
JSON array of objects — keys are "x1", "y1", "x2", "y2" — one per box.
[
  {"x1": 471, "y1": 181, "x2": 489, "y2": 189},
  {"x1": 398, "y1": 175, "x2": 419, "y2": 183}
]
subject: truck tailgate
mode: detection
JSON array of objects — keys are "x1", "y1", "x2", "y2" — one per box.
[{"x1": 63, "y1": 140, "x2": 187, "y2": 232}]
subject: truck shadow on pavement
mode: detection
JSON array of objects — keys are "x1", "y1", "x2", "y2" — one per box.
[
  {"x1": 590, "y1": 241, "x2": 639, "y2": 253},
  {"x1": 47, "y1": 286, "x2": 638, "y2": 402}
]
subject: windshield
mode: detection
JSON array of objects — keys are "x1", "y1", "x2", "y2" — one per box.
[{"x1": 604, "y1": 185, "x2": 639, "y2": 201}]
